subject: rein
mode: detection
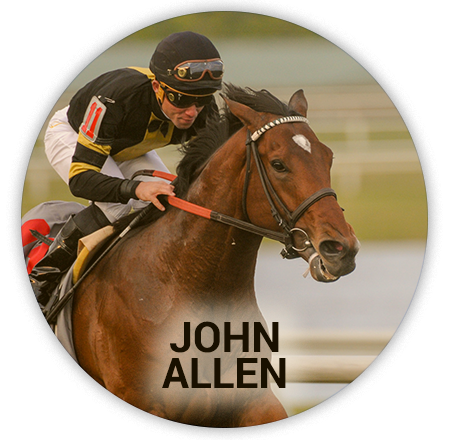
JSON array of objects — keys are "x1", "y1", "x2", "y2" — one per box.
[
  {"x1": 137, "y1": 115, "x2": 337, "y2": 259},
  {"x1": 135, "y1": 170, "x2": 286, "y2": 243}
]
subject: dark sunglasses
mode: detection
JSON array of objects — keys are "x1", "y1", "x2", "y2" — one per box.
[
  {"x1": 162, "y1": 85, "x2": 213, "y2": 108},
  {"x1": 171, "y1": 59, "x2": 224, "y2": 82}
]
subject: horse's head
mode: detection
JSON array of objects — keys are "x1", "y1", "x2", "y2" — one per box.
[{"x1": 224, "y1": 89, "x2": 360, "y2": 282}]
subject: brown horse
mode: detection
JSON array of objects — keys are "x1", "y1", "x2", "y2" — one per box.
[{"x1": 71, "y1": 85, "x2": 359, "y2": 427}]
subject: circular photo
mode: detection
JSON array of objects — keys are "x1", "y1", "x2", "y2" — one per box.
[{"x1": 21, "y1": 12, "x2": 427, "y2": 427}]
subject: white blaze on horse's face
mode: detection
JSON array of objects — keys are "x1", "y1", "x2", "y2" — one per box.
[{"x1": 292, "y1": 134, "x2": 311, "y2": 153}]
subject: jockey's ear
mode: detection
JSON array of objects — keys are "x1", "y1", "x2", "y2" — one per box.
[{"x1": 152, "y1": 80, "x2": 165, "y2": 105}]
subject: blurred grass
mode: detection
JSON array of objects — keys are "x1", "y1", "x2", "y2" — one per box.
[
  {"x1": 22, "y1": 174, "x2": 89, "y2": 213},
  {"x1": 334, "y1": 172, "x2": 427, "y2": 241}
]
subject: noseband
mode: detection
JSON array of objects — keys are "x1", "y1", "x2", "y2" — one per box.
[{"x1": 243, "y1": 116, "x2": 337, "y2": 259}]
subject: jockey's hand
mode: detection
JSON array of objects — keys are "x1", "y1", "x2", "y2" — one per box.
[{"x1": 135, "y1": 181, "x2": 175, "y2": 211}]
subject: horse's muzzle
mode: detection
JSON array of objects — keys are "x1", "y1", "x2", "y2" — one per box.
[
  {"x1": 301, "y1": 238, "x2": 360, "y2": 283},
  {"x1": 321, "y1": 238, "x2": 360, "y2": 279}
]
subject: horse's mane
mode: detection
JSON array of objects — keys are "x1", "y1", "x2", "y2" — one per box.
[
  {"x1": 113, "y1": 83, "x2": 297, "y2": 232},
  {"x1": 175, "y1": 83, "x2": 299, "y2": 197}
]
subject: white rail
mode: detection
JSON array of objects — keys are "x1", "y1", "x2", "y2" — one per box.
[
  {"x1": 271, "y1": 331, "x2": 391, "y2": 383},
  {"x1": 273, "y1": 355, "x2": 376, "y2": 383},
  {"x1": 279, "y1": 330, "x2": 392, "y2": 355}
]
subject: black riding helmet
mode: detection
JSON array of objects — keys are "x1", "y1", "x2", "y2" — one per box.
[{"x1": 150, "y1": 31, "x2": 224, "y2": 97}]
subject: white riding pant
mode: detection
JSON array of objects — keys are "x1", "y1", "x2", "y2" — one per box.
[{"x1": 44, "y1": 106, "x2": 171, "y2": 223}]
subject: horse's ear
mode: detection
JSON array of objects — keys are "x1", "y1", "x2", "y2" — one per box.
[
  {"x1": 223, "y1": 97, "x2": 264, "y2": 130},
  {"x1": 288, "y1": 89, "x2": 308, "y2": 117}
]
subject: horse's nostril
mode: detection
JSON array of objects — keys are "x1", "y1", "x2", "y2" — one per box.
[{"x1": 320, "y1": 240, "x2": 344, "y2": 256}]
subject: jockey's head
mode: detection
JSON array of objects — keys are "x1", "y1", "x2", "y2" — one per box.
[{"x1": 150, "y1": 31, "x2": 224, "y2": 109}]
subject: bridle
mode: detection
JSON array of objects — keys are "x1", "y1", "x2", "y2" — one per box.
[
  {"x1": 242, "y1": 115, "x2": 337, "y2": 259},
  {"x1": 132, "y1": 115, "x2": 337, "y2": 260}
]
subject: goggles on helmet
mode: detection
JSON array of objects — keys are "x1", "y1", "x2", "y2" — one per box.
[
  {"x1": 169, "y1": 58, "x2": 224, "y2": 82},
  {"x1": 160, "y1": 83, "x2": 214, "y2": 108}
]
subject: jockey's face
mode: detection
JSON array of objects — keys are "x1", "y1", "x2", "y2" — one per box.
[{"x1": 152, "y1": 81, "x2": 204, "y2": 130}]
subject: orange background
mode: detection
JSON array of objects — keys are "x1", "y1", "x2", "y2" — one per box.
[{"x1": 34, "y1": 9, "x2": 418, "y2": 430}]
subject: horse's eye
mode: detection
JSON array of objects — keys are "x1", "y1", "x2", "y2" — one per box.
[{"x1": 271, "y1": 160, "x2": 287, "y2": 173}]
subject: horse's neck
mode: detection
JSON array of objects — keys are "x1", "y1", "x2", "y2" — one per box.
[
  {"x1": 186, "y1": 129, "x2": 253, "y2": 231},
  {"x1": 158, "y1": 132, "x2": 262, "y2": 296}
]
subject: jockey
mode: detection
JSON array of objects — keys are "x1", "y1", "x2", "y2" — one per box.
[{"x1": 29, "y1": 31, "x2": 224, "y2": 309}]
